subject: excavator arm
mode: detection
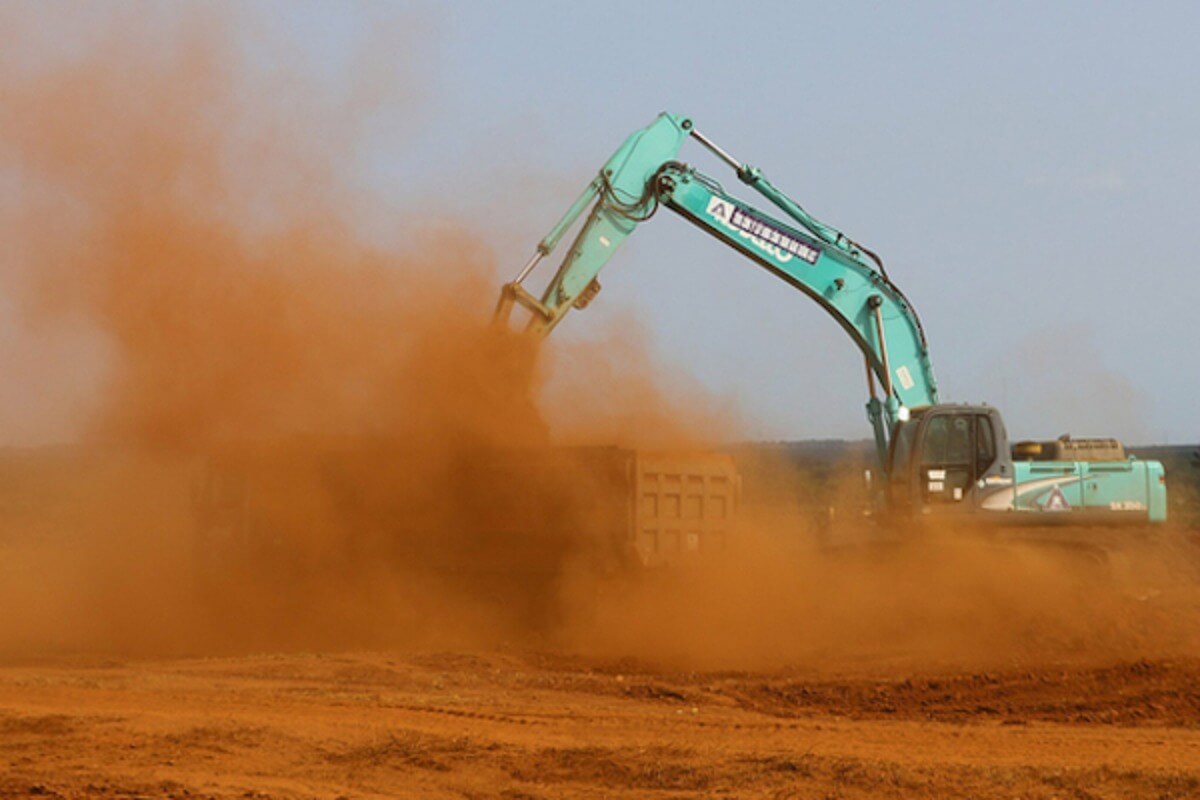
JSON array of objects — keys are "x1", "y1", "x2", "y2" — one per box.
[{"x1": 495, "y1": 112, "x2": 939, "y2": 474}]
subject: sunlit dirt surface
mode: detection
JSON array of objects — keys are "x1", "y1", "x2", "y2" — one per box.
[
  {"x1": 2, "y1": 451, "x2": 1199, "y2": 798},
  {"x1": 1, "y1": 650, "x2": 1199, "y2": 799}
]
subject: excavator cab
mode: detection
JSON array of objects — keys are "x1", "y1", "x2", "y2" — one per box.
[{"x1": 888, "y1": 405, "x2": 1014, "y2": 517}]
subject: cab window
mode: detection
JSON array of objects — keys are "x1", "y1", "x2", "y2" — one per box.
[
  {"x1": 920, "y1": 414, "x2": 973, "y2": 504},
  {"x1": 922, "y1": 415, "x2": 972, "y2": 468},
  {"x1": 976, "y1": 415, "x2": 996, "y2": 475}
]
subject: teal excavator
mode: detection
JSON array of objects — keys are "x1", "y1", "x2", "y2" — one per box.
[{"x1": 495, "y1": 113, "x2": 1167, "y2": 525}]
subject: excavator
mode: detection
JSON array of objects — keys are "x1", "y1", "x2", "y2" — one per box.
[{"x1": 495, "y1": 112, "x2": 1168, "y2": 528}]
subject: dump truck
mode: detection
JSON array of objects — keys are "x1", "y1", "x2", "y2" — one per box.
[{"x1": 192, "y1": 441, "x2": 740, "y2": 613}]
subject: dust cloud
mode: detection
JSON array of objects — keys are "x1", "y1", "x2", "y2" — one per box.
[
  {"x1": 0, "y1": 4, "x2": 727, "y2": 655},
  {"x1": 0, "y1": 5, "x2": 1196, "y2": 670},
  {"x1": 575, "y1": 523, "x2": 1200, "y2": 671},
  {"x1": 567, "y1": 450, "x2": 1200, "y2": 671}
]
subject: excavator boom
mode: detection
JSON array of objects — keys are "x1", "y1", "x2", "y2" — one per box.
[{"x1": 496, "y1": 112, "x2": 937, "y2": 471}]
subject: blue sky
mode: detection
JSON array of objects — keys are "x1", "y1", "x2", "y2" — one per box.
[
  {"x1": 11, "y1": 1, "x2": 1200, "y2": 445},
  {"x1": 364, "y1": 0, "x2": 1198, "y2": 444}
]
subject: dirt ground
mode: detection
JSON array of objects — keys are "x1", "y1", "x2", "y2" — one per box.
[
  {"x1": 0, "y1": 650, "x2": 1198, "y2": 799},
  {"x1": 1, "y1": 452, "x2": 1200, "y2": 799}
]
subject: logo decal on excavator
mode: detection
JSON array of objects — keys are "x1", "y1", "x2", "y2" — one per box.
[
  {"x1": 706, "y1": 197, "x2": 821, "y2": 265},
  {"x1": 1042, "y1": 485, "x2": 1071, "y2": 511}
]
